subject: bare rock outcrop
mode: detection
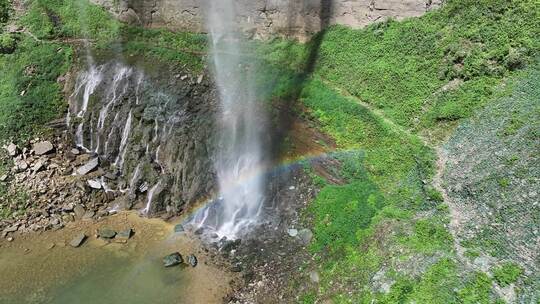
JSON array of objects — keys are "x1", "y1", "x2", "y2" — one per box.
[{"x1": 91, "y1": 0, "x2": 443, "y2": 40}]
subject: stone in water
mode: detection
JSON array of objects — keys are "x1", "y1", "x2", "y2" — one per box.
[
  {"x1": 98, "y1": 228, "x2": 116, "y2": 239},
  {"x1": 174, "y1": 224, "x2": 184, "y2": 233},
  {"x1": 163, "y1": 252, "x2": 183, "y2": 267},
  {"x1": 187, "y1": 254, "x2": 198, "y2": 267},
  {"x1": 70, "y1": 233, "x2": 87, "y2": 247},
  {"x1": 115, "y1": 228, "x2": 133, "y2": 241}
]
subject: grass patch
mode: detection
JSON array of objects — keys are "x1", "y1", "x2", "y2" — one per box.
[
  {"x1": 493, "y1": 263, "x2": 522, "y2": 287},
  {"x1": 0, "y1": 36, "x2": 72, "y2": 142}
]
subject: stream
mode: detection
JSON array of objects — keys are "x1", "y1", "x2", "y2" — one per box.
[{"x1": 0, "y1": 213, "x2": 235, "y2": 304}]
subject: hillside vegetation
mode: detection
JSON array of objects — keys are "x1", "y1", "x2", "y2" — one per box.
[{"x1": 0, "y1": 0, "x2": 538, "y2": 302}]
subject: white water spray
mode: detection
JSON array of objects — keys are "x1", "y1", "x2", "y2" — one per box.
[{"x1": 191, "y1": 0, "x2": 268, "y2": 239}]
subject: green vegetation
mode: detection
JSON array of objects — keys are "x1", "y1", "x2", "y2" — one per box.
[
  {"x1": 256, "y1": 0, "x2": 540, "y2": 302},
  {"x1": 493, "y1": 263, "x2": 523, "y2": 287},
  {"x1": 0, "y1": 0, "x2": 9, "y2": 25},
  {"x1": 0, "y1": 36, "x2": 72, "y2": 141},
  {"x1": 21, "y1": 0, "x2": 206, "y2": 69},
  {"x1": 21, "y1": 0, "x2": 121, "y2": 41},
  {"x1": 262, "y1": 0, "x2": 539, "y2": 141}
]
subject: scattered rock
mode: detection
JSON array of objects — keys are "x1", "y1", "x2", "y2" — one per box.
[
  {"x1": 6, "y1": 143, "x2": 18, "y2": 156},
  {"x1": 309, "y1": 271, "x2": 320, "y2": 283},
  {"x1": 297, "y1": 228, "x2": 313, "y2": 246},
  {"x1": 82, "y1": 210, "x2": 95, "y2": 220},
  {"x1": 287, "y1": 228, "x2": 298, "y2": 237},
  {"x1": 73, "y1": 204, "x2": 86, "y2": 219},
  {"x1": 46, "y1": 242, "x2": 55, "y2": 250},
  {"x1": 97, "y1": 227, "x2": 117, "y2": 239},
  {"x1": 187, "y1": 254, "x2": 198, "y2": 267},
  {"x1": 32, "y1": 159, "x2": 45, "y2": 173},
  {"x1": 70, "y1": 148, "x2": 80, "y2": 155},
  {"x1": 7, "y1": 237, "x2": 14, "y2": 242},
  {"x1": 87, "y1": 179, "x2": 102, "y2": 189},
  {"x1": 16, "y1": 159, "x2": 28, "y2": 171},
  {"x1": 163, "y1": 252, "x2": 183, "y2": 267},
  {"x1": 76, "y1": 158, "x2": 99, "y2": 175},
  {"x1": 69, "y1": 233, "x2": 87, "y2": 247},
  {"x1": 0, "y1": 174, "x2": 7, "y2": 182},
  {"x1": 32, "y1": 141, "x2": 54, "y2": 156}
]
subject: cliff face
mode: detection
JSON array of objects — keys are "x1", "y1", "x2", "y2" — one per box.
[{"x1": 91, "y1": 0, "x2": 442, "y2": 40}]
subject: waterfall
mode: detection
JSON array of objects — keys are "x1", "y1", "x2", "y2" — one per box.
[{"x1": 191, "y1": 0, "x2": 268, "y2": 239}]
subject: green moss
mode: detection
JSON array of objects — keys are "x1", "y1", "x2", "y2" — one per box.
[
  {"x1": 121, "y1": 26, "x2": 206, "y2": 71},
  {"x1": 457, "y1": 272, "x2": 492, "y2": 304},
  {"x1": 21, "y1": 0, "x2": 121, "y2": 41},
  {"x1": 309, "y1": 180, "x2": 384, "y2": 254},
  {"x1": 0, "y1": 36, "x2": 72, "y2": 142},
  {"x1": 400, "y1": 219, "x2": 453, "y2": 253},
  {"x1": 493, "y1": 263, "x2": 523, "y2": 286},
  {"x1": 408, "y1": 258, "x2": 460, "y2": 303}
]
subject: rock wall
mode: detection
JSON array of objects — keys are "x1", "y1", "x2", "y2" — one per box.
[
  {"x1": 91, "y1": 0, "x2": 442, "y2": 40},
  {"x1": 67, "y1": 55, "x2": 217, "y2": 216}
]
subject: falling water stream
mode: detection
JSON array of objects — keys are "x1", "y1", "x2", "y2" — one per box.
[{"x1": 189, "y1": 0, "x2": 268, "y2": 239}]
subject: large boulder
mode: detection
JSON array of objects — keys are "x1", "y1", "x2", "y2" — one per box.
[
  {"x1": 32, "y1": 141, "x2": 54, "y2": 156},
  {"x1": 76, "y1": 158, "x2": 99, "y2": 175}
]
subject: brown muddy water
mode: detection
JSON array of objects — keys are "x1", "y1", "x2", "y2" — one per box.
[{"x1": 0, "y1": 212, "x2": 235, "y2": 304}]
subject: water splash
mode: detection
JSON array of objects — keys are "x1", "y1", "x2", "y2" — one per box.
[{"x1": 190, "y1": 0, "x2": 268, "y2": 239}]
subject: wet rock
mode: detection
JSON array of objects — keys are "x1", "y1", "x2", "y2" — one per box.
[
  {"x1": 163, "y1": 252, "x2": 183, "y2": 267},
  {"x1": 115, "y1": 228, "x2": 133, "y2": 241},
  {"x1": 174, "y1": 224, "x2": 184, "y2": 233},
  {"x1": 110, "y1": 195, "x2": 131, "y2": 211},
  {"x1": 187, "y1": 254, "x2": 198, "y2": 267},
  {"x1": 33, "y1": 141, "x2": 54, "y2": 156},
  {"x1": 98, "y1": 227, "x2": 117, "y2": 239},
  {"x1": 220, "y1": 238, "x2": 241, "y2": 253},
  {"x1": 6, "y1": 143, "x2": 18, "y2": 156},
  {"x1": 87, "y1": 179, "x2": 102, "y2": 189},
  {"x1": 231, "y1": 264, "x2": 242, "y2": 272},
  {"x1": 76, "y1": 158, "x2": 99, "y2": 175},
  {"x1": 69, "y1": 233, "x2": 87, "y2": 247},
  {"x1": 297, "y1": 228, "x2": 313, "y2": 246}
]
